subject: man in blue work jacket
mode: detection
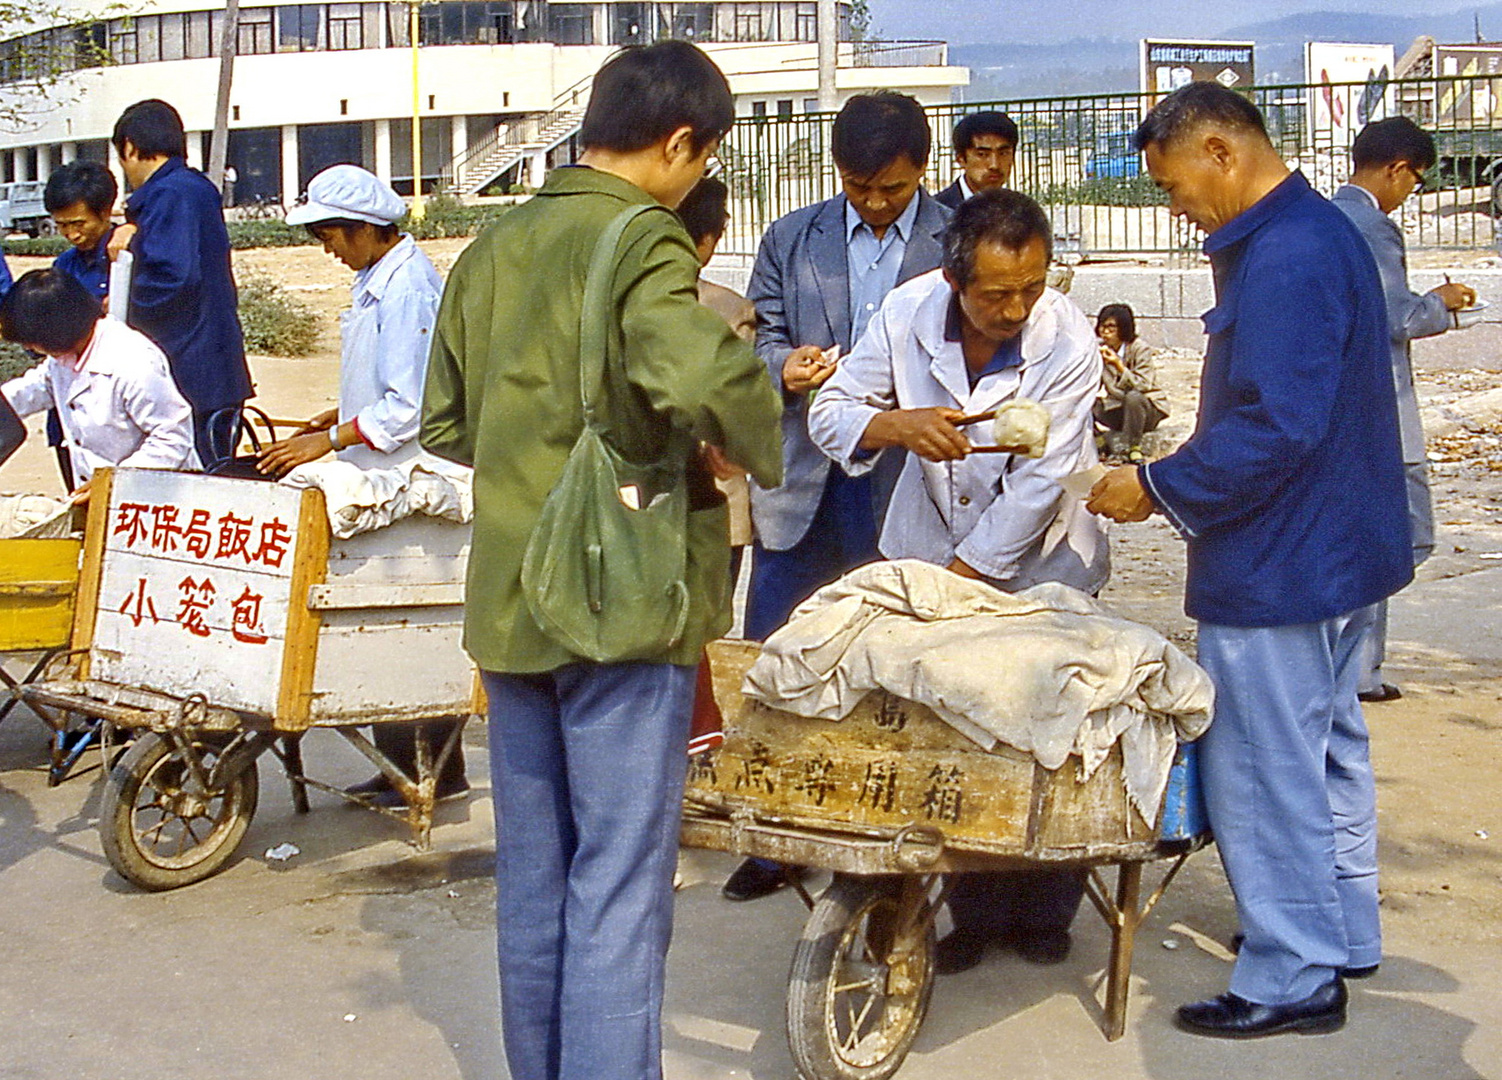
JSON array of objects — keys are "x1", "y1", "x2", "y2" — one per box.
[
  {"x1": 110, "y1": 99, "x2": 253, "y2": 463},
  {"x1": 1089, "y1": 83, "x2": 1412, "y2": 1039}
]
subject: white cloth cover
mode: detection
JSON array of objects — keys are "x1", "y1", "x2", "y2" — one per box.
[
  {"x1": 743, "y1": 559, "x2": 1215, "y2": 822},
  {"x1": 279, "y1": 455, "x2": 473, "y2": 538},
  {"x1": 0, "y1": 494, "x2": 71, "y2": 539}
]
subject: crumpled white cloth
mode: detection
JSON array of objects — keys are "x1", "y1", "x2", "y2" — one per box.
[
  {"x1": 744, "y1": 559, "x2": 1214, "y2": 823},
  {"x1": 0, "y1": 494, "x2": 72, "y2": 539},
  {"x1": 279, "y1": 454, "x2": 473, "y2": 538}
]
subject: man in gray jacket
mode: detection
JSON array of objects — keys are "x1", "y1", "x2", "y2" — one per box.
[{"x1": 1332, "y1": 117, "x2": 1477, "y2": 702}]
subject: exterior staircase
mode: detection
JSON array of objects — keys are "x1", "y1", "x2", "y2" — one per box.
[{"x1": 441, "y1": 75, "x2": 592, "y2": 196}]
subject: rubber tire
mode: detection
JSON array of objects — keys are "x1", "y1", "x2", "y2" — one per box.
[
  {"x1": 786, "y1": 875, "x2": 937, "y2": 1080},
  {"x1": 100, "y1": 732, "x2": 259, "y2": 891}
]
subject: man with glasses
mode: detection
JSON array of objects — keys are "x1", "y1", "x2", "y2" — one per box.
[
  {"x1": 1333, "y1": 117, "x2": 1477, "y2": 704},
  {"x1": 936, "y1": 111, "x2": 1019, "y2": 209}
]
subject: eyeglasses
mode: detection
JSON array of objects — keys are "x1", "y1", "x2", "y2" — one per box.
[
  {"x1": 1404, "y1": 163, "x2": 1427, "y2": 186},
  {"x1": 704, "y1": 156, "x2": 723, "y2": 179}
]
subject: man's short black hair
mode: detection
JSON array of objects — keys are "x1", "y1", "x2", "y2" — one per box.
[
  {"x1": 1351, "y1": 116, "x2": 1437, "y2": 173},
  {"x1": 953, "y1": 111, "x2": 1019, "y2": 155},
  {"x1": 307, "y1": 219, "x2": 402, "y2": 244},
  {"x1": 1133, "y1": 81, "x2": 1267, "y2": 152},
  {"x1": 675, "y1": 176, "x2": 728, "y2": 245},
  {"x1": 44, "y1": 161, "x2": 118, "y2": 215},
  {"x1": 1096, "y1": 303, "x2": 1138, "y2": 344},
  {"x1": 831, "y1": 92, "x2": 931, "y2": 177},
  {"x1": 0, "y1": 269, "x2": 102, "y2": 355},
  {"x1": 112, "y1": 99, "x2": 189, "y2": 160},
  {"x1": 942, "y1": 188, "x2": 1053, "y2": 288},
  {"x1": 580, "y1": 41, "x2": 734, "y2": 155}
]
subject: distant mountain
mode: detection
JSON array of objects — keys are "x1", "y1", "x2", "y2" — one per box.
[{"x1": 949, "y1": 4, "x2": 1502, "y2": 99}]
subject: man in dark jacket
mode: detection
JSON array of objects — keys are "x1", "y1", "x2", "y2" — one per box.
[
  {"x1": 110, "y1": 99, "x2": 252, "y2": 462},
  {"x1": 1089, "y1": 83, "x2": 1411, "y2": 1039},
  {"x1": 935, "y1": 110, "x2": 1018, "y2": 209}
]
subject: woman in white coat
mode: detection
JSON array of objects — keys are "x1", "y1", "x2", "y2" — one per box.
[
  {"x1": 255, "y1": 164, "x2": 466, "y2": 808},
  {"x1": 1, "y1": 268, "x2": 197, "y2": 502}
]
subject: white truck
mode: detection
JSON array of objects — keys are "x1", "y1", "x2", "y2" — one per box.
[{"x1": 0, "y1": 181, "x2": 51, "y2": 236}]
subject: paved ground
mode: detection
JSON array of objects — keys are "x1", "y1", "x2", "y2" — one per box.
[{"x1": 1, "y1": 248, "x2": 1499, "y2": 1079}]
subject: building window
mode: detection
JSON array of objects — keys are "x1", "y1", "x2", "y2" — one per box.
[
  {"x1": 776, "y1": 98, "x2": 793, "y2": 120},
  {"x1": 751, "y1": 100, "x2": 766, "y2": 118},
  {"x1": 612, "y1": 3, "x2": 650, "y2": 45},
  {"x1": 278, "y1": 5, "x2": 325, "y2": 52},
  {"x1": 668, "y1": 3, "x2": 714, "y2": 40},
  {"x1": 135, "y1": 15, "x2": 162, "y2": 63},
  {"x1": 386, "y1": 3, "x2": 412, "y2": 47},
  {"x1": 238, "y1": 8, "x2": 275, "y2": 54},
  {"x1": 421, "y1": 2, "x2": 533, "y2": 46},
  {"x1": 160, "y1": 12, "x2": 186, "y2": 61},
  {"x1": 549, "y1": 4, "x2": 593, "y2": 44},
  {"x1": 794, "y1": 2, "x2": 816, "y2": 41},
  {"x1": 185, "y1": 11, "x2": 215, "y2": 58},
  {"x1": 328, "y1": 3, "x2": 364, "y2": 49},
  {"x1": 109, "y1": 19, "x2": 138, "y2": 64}
]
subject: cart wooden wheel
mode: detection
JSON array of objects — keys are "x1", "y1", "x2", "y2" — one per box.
[
  {"x1": 787, "y1": 874, "x2": 938, "y2": 1080},
  {"x1": 100, "y1": 732, "x2": 260, "y2": 891}
]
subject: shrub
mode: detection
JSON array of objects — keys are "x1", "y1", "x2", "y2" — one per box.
[
  {"x1": 0, "y1": 339, "x2": 39, "y2": 381},
  {"x1": 401, "y1": 191, "x2": 511, "y2": 239},
  {"x1": 227, "y1": 220, "x2": 313, "y2": 249},
  {"x1": 3, "y1": 235, "x2": 70, "y2": 258},
  {"x1": 237, "y1": 276, "x2": 321, "y2": 356}
]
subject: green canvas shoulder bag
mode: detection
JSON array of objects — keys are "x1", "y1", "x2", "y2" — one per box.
[{"x1": 519, "y1": 203, "x2": 693, "y2": 662}]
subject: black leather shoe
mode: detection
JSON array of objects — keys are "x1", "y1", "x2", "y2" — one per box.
[
  {"x1": 1358, "y1": 683, "x2": 1402, "y2": 703},
  {"x1": 934, "y1": 928, "x2": 990, "y2": 975},
  {"x1": 1010, "y1": 930, "x2": 1071, "y2": 966},
  {"x1": 721, "y1": 859, "x2": 805, "y2": 901},
  {"x1": 1175, "y1": 980, "x2": 1347, "y2": 1039}
]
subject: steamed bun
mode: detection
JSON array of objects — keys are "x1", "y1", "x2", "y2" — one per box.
[{"x1": 991, "y1": 399, "x2": 1050, "y2": 458}]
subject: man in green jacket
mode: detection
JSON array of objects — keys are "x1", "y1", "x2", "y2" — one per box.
[{"x1": 421, "y1": 41, "x2": 782, "y2": 1080}]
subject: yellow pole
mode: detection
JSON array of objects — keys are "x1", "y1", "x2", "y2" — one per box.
[{"x1": 409, "y1": 1, "x2": 425, "y2": 219}]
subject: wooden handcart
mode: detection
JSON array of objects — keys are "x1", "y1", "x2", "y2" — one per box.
[
  {"x1": 0, "y1": 531, "x2": 100, "y2": 784},
  {"x1": 13, "y1": 467, "x2": 480, "y2": 891},
  {"x1": 681, "y1": 640, "x2": 1209, "y2": 1080}
]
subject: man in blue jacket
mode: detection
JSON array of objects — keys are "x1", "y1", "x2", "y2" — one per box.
[
  {"x1": 1089, "y1": 83, "x2": 1412, "y2": 1039},
  {"x1": 110, "y1": 99, "x2": 253, "y2": 462},
  {"x1": 1332, "y1": 118, "x2": 1477, "y2": 703}
]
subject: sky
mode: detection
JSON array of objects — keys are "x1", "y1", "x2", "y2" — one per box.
[{"x1": 866, "y1": 0, "x2": 1472, "y2": 45}]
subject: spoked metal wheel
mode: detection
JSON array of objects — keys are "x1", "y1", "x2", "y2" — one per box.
[
  {"x1": 100, "y1": 731, "x2": 260, "y2": 891},
  {"x1": 787, "y1": 874, "x2": 938, "y2": 1080}
]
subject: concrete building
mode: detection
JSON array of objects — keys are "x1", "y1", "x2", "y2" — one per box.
[{"x1": 0, "y1": 1, "x2": 967, "y2": 206}]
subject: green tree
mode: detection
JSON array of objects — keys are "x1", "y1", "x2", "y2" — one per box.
[{"x1": 0, "y1": 3, "x2": 118, "y2": 133}]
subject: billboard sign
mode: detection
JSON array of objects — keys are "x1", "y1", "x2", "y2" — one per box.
[
  {"x1": 1433, "y1": 45, "x2": 1502, "y2": 123},
  {"x1": 1305, "y1": 42, "x2": 1396, "y2": 148},
  {"x1": 1140, "y1": 39, "x2": 1256, "y2": 98}
]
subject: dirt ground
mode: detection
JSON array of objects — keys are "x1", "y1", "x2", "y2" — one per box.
[{"x1": 3, "y1": 236, "x2": 1500, "y2": 1040}]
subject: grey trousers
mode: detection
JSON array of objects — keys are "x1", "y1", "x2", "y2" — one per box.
[{"x1": 1358, "y1": 461, "x2": 1434, "y2": 693}]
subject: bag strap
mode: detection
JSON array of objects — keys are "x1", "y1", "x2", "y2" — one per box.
[{"x1": 578, "y1": 202, "x2": 672, "y2": 430}]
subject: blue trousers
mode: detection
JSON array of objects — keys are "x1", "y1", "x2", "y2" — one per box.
[
  {"x1": 1196, "y1": 607, "x2": 1379, "y2": 1005},
  {"x1": 481, "y1": 662, "x2": 696, "y2": 1080},
  {"x1": 745, "y1": 467, "x2": 880, "y2": 642}
]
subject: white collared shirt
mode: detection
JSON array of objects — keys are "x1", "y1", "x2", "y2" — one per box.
[
  {"x1": 1, "y1": 318, "x2": 198, "y2": 482},
  {"x1": 846, "y1": 193, "x2": 922, "y2": 343},
  {"x1": 338, "y1": 233, "x2": 444, "y2": 468},
  {"x1": 808, "y1": 269, "x2": 1109, "y2": 592}
]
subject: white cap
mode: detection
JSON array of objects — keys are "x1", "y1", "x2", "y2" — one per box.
[{"x1": 286, "y1": 164, "x2": 408, "y2": 226}]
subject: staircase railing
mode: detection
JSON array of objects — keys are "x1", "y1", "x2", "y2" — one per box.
[{"x1": 440, "y1": 69, "x2": 595, "y2": 192}]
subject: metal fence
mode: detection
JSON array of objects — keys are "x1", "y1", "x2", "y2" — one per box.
[{"x1": 718, "y1": 74, "x2": 1502, "y2": 258}]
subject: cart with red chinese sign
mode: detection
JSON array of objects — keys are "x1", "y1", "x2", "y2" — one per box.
[
  {"x1": 681, "y1": 640, "x2": 1209, "y2": 1080},
  {"x1": 15, "y1": 467, "x2": 479, "y2": 891}
]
